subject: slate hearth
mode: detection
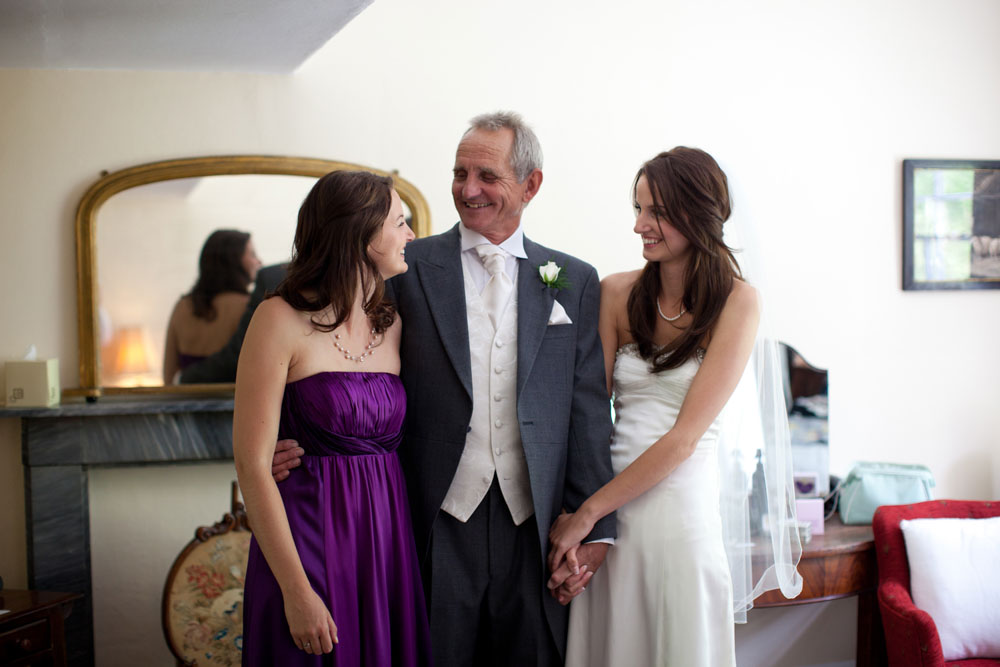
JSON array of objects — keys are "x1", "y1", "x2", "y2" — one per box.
[{"x1": 7, "y1": 396, "x2": 235, "y2": 667}]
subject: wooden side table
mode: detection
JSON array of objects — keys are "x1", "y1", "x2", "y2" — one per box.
[
  {"x1": 0, "y1": 590, "x2": 82, "y2": 667},
  {"x1": 754, "y1": 516, "x2": 886, "y2": 667}
]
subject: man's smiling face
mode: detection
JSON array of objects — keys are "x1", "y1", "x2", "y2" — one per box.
[{"x1": 451, "y1": 127, "x2": 539, "y2": 244}]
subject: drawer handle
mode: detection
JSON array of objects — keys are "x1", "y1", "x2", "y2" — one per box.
[{"x1": 18, "y1": 637, "x2": 33, "y2": 651}]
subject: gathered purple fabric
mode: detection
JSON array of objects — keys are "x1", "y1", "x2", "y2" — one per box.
[{"x1": 242, "y1": 372, "x2": 432, "y2": 666}]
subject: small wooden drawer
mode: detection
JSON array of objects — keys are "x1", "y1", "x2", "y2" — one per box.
[{"x1": 0, "y1": 617, "x2": 53, "y2": 663}]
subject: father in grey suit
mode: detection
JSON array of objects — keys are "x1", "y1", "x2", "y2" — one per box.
[{"x1": 390, "y1": 112, "x2": 615, "y2": 666}]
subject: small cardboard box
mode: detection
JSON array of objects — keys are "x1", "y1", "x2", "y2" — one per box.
[
  {"x1": 795, "y1": 497, "x2": 825, "y2": 536},
  {"x1": 5, "y1": 359, "x2": 60, "y2": 407}
]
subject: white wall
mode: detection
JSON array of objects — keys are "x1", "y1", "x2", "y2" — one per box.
[{"x1": 2, "y1": 0, "x2": 999, "y2": 664}]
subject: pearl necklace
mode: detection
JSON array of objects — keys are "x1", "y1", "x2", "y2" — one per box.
[
  {"x1": 656, "y1": 297, "x2": 686, "y2": 322},
  {"x1": 333, "y1": 327, "x2": 378, "y2": 363}
]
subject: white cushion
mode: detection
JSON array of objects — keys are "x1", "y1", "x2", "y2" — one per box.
[{"x1": 900, "y1": 516, "x2": 1000, "y2": 661}]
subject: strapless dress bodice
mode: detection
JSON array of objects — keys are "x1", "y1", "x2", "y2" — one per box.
[
  {"x1": 610, "y1": 344, "x2": 722, "y2": 471},
  {"x1": 278, "y1": 371, "x2": 406, "y2": 457}
]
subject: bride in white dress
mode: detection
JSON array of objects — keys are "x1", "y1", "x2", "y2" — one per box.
[{"x1": 547, "y1": 147, "x2": 801, "y2": 666}]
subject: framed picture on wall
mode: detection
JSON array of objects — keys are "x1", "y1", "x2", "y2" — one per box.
[{"x1": 903, "y1": 159, "x2": 1000, "y2": 290}]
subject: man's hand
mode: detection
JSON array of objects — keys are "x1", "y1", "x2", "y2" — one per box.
[
  {"x1": 272, "y1": 439, "x2": 304, "y2": 482},
  {"x1": 547, "y1": 542, "x2": 610, "y2": 605}
]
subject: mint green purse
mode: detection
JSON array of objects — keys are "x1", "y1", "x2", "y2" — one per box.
[{"x1": 837, "y1": 462, "x2": 936, "y2": 525}]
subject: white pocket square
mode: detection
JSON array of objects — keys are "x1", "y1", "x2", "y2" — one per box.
[{"x1": 547, "y1": 300, "x2": 572, "y2": 325}]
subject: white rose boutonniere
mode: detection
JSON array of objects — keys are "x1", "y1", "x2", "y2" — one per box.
[{"x1": 538, "y1": 260, "x2": 570, "y2": 290}]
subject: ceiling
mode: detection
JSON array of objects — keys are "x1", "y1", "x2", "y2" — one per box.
[{"x1": 0, "y1": 0, "x2": 373, "y2": 73}]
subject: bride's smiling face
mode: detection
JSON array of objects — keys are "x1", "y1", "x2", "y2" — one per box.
[{"x1": 633, "y1": 175, "x2": 690, "y2": 264}]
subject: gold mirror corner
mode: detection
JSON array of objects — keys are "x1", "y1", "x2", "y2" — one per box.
[{"x1": 67, "y1": 155, "x2": 432, "y2": 400}]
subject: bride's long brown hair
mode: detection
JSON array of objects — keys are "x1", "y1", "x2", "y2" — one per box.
[
  {"x1": 626, "y1": 147, "x2": 742, "y2": 372},
  {"x1": 275, "y1": 170, "x2": 396, "y2": 334}
]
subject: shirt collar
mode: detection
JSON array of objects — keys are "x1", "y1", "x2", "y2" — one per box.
[{"x1": 459, "y1": 222, "x2": 527, "y2": 259}]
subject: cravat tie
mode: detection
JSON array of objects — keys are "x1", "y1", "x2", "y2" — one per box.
[{"x1": 475, "y1": 244, "x2": 513, "y2": 330}]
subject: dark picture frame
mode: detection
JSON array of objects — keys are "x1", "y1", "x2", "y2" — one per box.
[{"x1": 903, "y1": 159, "x2": 1000, "y2": 290}]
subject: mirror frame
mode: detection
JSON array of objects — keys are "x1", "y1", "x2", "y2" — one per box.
[{"x1": 70, "y1": 155, "x2": 432, "y2": 399}]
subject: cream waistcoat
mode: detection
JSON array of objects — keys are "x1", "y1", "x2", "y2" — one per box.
[{"x1": 439, "y1": 262, "x2": 534, "y2": 525}]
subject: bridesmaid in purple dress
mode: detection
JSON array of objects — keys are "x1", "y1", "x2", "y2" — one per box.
[{"x1": 234, "y1": 170, "x2": 431, "y2": 665}]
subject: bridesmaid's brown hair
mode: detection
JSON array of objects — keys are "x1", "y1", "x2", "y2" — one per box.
[
  {"x1": 276, "y1": 170, "x2": 396, "y2": 334},
  {"x1": 626, "y1": 147, "x2": 742, "y2": 372}
]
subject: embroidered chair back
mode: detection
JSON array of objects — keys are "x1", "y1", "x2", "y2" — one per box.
[{"x1": 162, "y1": 481, "x2": 251, "y2": 666}]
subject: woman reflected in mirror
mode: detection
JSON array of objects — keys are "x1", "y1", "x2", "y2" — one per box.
[{"x1": 162, "y1": 229, "x2": 262, "y2": 383}]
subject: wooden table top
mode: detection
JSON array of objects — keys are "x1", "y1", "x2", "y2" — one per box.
[
  {"x1": 799, "y1": 516, "x2": 874, "y2": 557},
  {"x1": 0, "y1": 590, "x2": 83, "y2": 625}
]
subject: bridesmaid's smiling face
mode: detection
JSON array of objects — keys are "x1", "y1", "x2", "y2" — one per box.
[
  {"x1": 633, "y1": 175, "x2": 690, "y2": 265},
  {"x1": 367, "y1": 188, "x2": 414, "y2": 279}
]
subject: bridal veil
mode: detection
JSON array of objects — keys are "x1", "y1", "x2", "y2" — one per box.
[{"x1": 717, "y1": 198, "x2": 804, "y2": 623}]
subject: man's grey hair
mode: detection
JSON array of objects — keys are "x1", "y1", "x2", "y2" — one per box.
[{"x1": 465, "y1": 111, "x2": 543, "y2": 182}]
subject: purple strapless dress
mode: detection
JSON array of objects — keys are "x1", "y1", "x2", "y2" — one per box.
[{"x1": 242, "y1": 372, "x2": 432, "y2": 666}]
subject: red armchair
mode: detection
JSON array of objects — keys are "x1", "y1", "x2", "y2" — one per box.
[{"x1": 873, "y1": 499, "x2": 1000, "y2": 667}]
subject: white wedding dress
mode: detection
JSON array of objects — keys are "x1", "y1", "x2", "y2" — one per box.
[{"x1": 565, "y1": 344, "x2": 736, "y2": 667}]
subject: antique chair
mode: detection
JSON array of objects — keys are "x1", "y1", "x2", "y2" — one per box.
[
  {"x1": 162, "y1": 482, "x2": 251, "y2": 666},
  {"x1": 873, "y1": 500, "x2": 1000, "y2": 667}
]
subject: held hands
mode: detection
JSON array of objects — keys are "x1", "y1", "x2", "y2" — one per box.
[
  {"x1": 547, "y1": 542, "x2": 609, "y2": 605},
  {"x1": 546, "y1": 510, "x2": 603, "y2": 605},
  {"x1": 547, "y1": 510, "x2": 596, "y2": 575},
  {"x1": 272, "y1": 439, "x2": 304, "y2": 482},
  {"x1": 284, "y1": 583, "x2": 338, "y2": 655}
]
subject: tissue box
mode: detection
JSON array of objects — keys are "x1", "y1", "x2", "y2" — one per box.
[
  {"x1": 5, "y1": 359, "x2": 60, "y2": 407},
  {"x1": 795, "y1": 497, "x2": 825, "y2": 535}
]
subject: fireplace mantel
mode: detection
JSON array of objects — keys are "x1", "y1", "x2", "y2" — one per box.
[{"x1": 7, "y1": 396, "x2": 236, "y2": 667}]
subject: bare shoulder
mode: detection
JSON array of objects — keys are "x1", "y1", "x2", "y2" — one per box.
[
  {"x1": 172, "y1": 295, "x2": 194, "y2": 316},
  {"x1": 167, "y1": 296, "x2": 196, "y2": 330},
  {"x1": 253, "y1": 294, "x2": 294, "y2": 318},
  {"x1": 725, "y1": 279, "x2": 760, "y2": 317},
  {"x1": 167, "y1": 296, "x2": 187, "y2": 321},
  {"x1": 600, "y1": 271, "x2": 640, "y2": 343},
  {"x1": 249, "y1": 295, "x2": 309, "y2": 337},
  {"x1": 600, "y1": 269, "x2": 641, "y2": 298}
]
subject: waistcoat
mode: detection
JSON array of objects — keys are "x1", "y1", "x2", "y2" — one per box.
[{"x1": 440, "y1": 263, "x2": 534, "y2": 525}]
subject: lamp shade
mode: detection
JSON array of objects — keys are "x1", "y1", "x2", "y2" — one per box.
[{"x1": 106, "y1": 325, "x2": 155, "y2": 377}]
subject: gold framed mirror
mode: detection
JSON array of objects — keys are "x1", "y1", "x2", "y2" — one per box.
[{"x1": 70, "y1": 155, "x2": 431, "y2": 399}]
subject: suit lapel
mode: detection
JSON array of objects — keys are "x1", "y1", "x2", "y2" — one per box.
[
  {"x1": 415, "y1": 227, "x2": 473, "y2": 400},
  {"x1": 517, "y1": 237, "x2": 556, "y2": 399}
]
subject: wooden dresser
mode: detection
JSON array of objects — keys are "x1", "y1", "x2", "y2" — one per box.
[{"x1": 0, "y1": 591, "x2": 82, "y2": 667}]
